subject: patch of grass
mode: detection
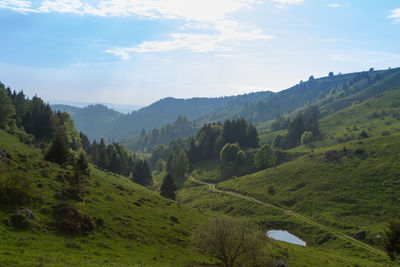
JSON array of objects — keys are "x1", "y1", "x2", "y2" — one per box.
[{"x1": 0, "y1": 130, "x2": 210, "y2": 266}]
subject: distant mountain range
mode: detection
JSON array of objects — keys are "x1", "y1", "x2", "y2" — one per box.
[
  {"x1": 48, "y1": 100, "x2": 141, "y2": 114},
  {"x1": 51, "y1": 91, "x2": 273, "y2": 141},
  {"x1": 51, "y1": 67, "x2": 400, "y2": 152}
]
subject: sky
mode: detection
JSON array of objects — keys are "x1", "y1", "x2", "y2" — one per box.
[{"x1": 0, "y1": 0, "x2": 399, "y2": 106}]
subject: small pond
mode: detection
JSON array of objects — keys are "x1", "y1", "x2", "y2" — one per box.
[{"x1": 267, "y1": 230, "x2": 306, "y2": 246}]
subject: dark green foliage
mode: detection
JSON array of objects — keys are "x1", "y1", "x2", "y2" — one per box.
[
  {"x1": 359, "y1": 131, "x2": 369, "y2": 139},
  {"x1": 0, "y1": 86, "x2": 16, "y2": 129},
  {"x1": 236, "y1": 150, "x2": 247, "y2": 164},
  {"x1": 124, "y1": 115, "x2": 198, "y2": 152},
  {"x1": 52, "y1": 91, "x2": 272, "y2": 141},
  {"x1": 384, "y1": 221, "x2": 400, "y2": 259},
  {"x1": 220, "y1": 143, "x2": 240, "y2": 162},
  {"x1": 45, "y1": 134, "x2": 70, "y2": 165},
  {"x1": 82, "y1": 137, "x2": 135, "y2": 177},
  {"x1": 149, "y1": 144, "x2": 169, "y2": 168},
  {"x1": 22, "y1": 96, "x2": 57, "y2": 140},
  {"x1": 155, "y1": 159, "x2": 166, "y2": 173},
  {"x1": 131, "y1": 159, "x2": 153, "y2": 186},
  {"x1": 166, "y1": 145, "x2": 190, "y2": 187},
  {"x1": 301, "y1": 131, "x2": 313, "y2": 145},
  {"x1": 0, "y1": 175, "x2": 38, "y2": 205},
  {"x1": 254, "y1": 144, "x2": 276, "y2": 170},
  {"x1": 80, "y1": 132, "x2": 91, "y2": 153},
  {"x1": 271, "y1": 115, "x2": 290, "y2": 131},
  {"x1": 188, "y1": 123, "x2": 224, "y2": 162},
  {"x1": 160, "y1": 173, "x2": 177, "y2": 200},
  {"x1": 286, "y1": 116, "x2": 305, "y2": 148},
  {"x1": 189, "y1": 118, "x2": 257, "y2": 163},
  {"x1": 70, "y1": 152, "x2": 90, "y2": 194},
  {"x1": 75, "y1": 152, "x2": 90, "y2": 176},
  {"x1": 222, "y1": 118, "x2": 258, "y2": 148}
]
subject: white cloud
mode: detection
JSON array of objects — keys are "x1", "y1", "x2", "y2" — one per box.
[
  {"x1": 0, "y1": 0, "x2": 36, "y2": 12},
  {"x1": 106, "y1": 29, "x2": 273, "y2": 59},
  {"x1": 0, "y1": 0, "x2": 272, "y2": 59},
  {"x1": 388, "y1": 8, "x2": 400, "y2": 23},
  {"x1": 272, "y1": 0, "x2": 303, "y2": 8},
  {"x1": 328, "y1": 3, "x2": 349, "y2": 8},
  {"x1": 324, "y1": 38, "x2": 349, "y2": 43}
]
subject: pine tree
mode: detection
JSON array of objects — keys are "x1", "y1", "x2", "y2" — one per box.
[
  {"x1": 75, "y1": 151, "x2": 90, "y2": 176},
  {"x1": 131, "y1": 159, "x2": 153, "y2": 186},
  {"x1": 160, "y1": 173, "x2": 177, "y2": 200},
  {"x1": 0, "y1": 87, "x2": 16, "y2": 129},
  {"x1": 71, "y1": 151, "x2": 90, "y2": 193},
  {"x1": 45, "y1": 134, "x2": 70, "y2": 165},
  {"x1": 166, "y1": 145, "x2": 189, "y2": 187}
]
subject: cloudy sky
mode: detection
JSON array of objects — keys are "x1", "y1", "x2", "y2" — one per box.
[{"x1": 0, "y1": 0, "x2": 399, "y2": 105}]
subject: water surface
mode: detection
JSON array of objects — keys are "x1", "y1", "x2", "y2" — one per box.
[{"x1": 267, "y1": 230, "x2": 306, "y2": 246}]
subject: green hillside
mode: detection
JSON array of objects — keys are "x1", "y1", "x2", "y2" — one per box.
[{"x1": 0, "y1": 130, "x2": 210, "y2": 266}]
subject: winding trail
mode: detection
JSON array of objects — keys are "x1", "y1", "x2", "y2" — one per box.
[{"x1": 188, "y1": 175, "x2": 388, "y2": 258}]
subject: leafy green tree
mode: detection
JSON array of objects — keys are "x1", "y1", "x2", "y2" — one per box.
[
  {"x1": 220, "y1": 143, "x2": 240, "y2": 162},
  {"x1": 301, "y1": 131, "x2": 313, "y2": 145},
  {"x1": 166, "y1": 145, "x2": 190, "y2": 187},
  {"x1": 236, "y1": 150, "x2": 247, "y2": 164},
  {"x1": 254, "y1": 144, "x2": 276, "y2": 170},
  {"x1": 272, "y1": 134, "x2": 285, "y2": 149},
  {"x1": 286, "y1": 116, "x2": 305, "y2": 148},
  {"x1": 384, "y1": 221, "x2": 400, "y2": 259},
  {"x1": 192, "y1": 216, "x2": 268, "y2": 267},
  {"x1": 45, "y1": 133, "x2": 70, "y2": 165},
  {"x1": 160, "y1": 173, "x2": 177, "y2": 200},
  {"x1": 0, "y1": 87, "x2": 16, "y2": 129},
  {"x1": 155, "y1": 159, "x2": 165, "y2": 173}
]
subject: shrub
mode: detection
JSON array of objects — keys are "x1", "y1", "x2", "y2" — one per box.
[
  {"x1": 0, "y1": 175, "x2": 38, "y2": 205},
  {"x1": 220, "y1": 143, "x2": 240, "y2": 162},
  {"x1": 384, "y1": 221, "x2": 400, "y2": 259},
  {"x1": 324, "y1": 150, "x2": 339, "y2": 161},
  {"x1": 53, "y1": 202, "x2": 95, "y2": 235}
]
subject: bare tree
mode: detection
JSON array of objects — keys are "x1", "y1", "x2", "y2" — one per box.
[{"x1": 192, "y1": 215, "x2": 269, "y2": 267}]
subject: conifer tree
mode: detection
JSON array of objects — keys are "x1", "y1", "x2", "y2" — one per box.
[
  {"x1": 45, "y1": 133, "x2": 70, "y2": 165},
  {"x1": 0, "y1": 87, "x2": 16, "y2": 129},
  {"x1": 131, "y1": 159, "x2": 153, "y2": 186},
  {"x1": 160, "y1": 173, "x2": 177, "y2": 200}
]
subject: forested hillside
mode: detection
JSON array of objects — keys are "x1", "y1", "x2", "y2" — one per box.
[{"x1": 52, "y1": 91, "x2": 272, "y2": 142}]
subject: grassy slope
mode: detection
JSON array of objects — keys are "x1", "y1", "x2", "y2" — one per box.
[
  {"x1": 0, "y1": 130, "x2": 211, "y2": 266},
  {"x1": 217, "y1": 134, "x2": 400, "y2": 248},
  {"x1": 178, "y1": 184, "x2": 393, "y2": 266}
]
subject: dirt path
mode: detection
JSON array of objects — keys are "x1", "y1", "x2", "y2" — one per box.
[{"x1": 188, "y1": 175, "x2": 388, "y2": 257}]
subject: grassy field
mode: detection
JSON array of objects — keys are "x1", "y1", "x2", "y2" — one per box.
[
  {"x1": 217, "y1": 134, "x2": 400, "y2": 249},
  {"x1": 0, "y1": 130, "x2": 212, "y2": 266},
  {"x1": 178, "y1": 183, "x2": 395, "y2": 266}
]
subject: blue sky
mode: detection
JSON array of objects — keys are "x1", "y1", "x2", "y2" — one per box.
[{"x1": 0, "y1": 0, "x2": 399, "y2": 105}]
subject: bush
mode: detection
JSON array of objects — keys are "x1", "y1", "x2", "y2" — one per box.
[
  {"x1": 0, "y1": 175, "x2": 38, "y2": 205},
  {"x1": 220, "y1": 143, "x2": 240, "y2": 162},
  {"x1": 53, "y1": 202, "x2": 95, "y2": 235},
  {"x1": 384, "y1": 221, "x2": 400, "y2": 259}
]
